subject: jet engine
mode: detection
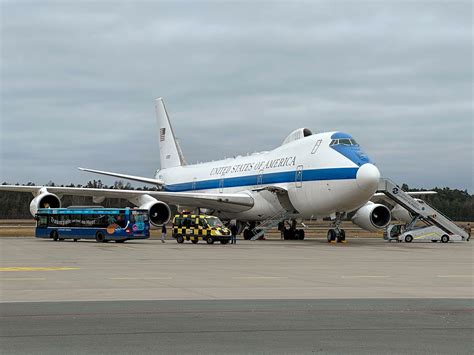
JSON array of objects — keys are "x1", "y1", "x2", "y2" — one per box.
[
  {"x1": 30, "y1": 192, "x2": 61, "y2": 216},
  {"x1": 139, "y1": 199, "x2": 171, "y2": 226},
  {"x1": 351, "y1": 202, "x2": 391, "y2": 232}
]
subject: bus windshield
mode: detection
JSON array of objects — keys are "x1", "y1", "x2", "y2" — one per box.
[{"x1": 205, "y1": 217, "x2": 223, "y2": 228}]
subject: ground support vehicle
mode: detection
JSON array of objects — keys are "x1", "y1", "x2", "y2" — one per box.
[
  {"x1": 398, "y1": 225, "x2": 463, "y2": 243},
  {"x1": 172, "y1": 214, "x2": 231, "y2": 244},
  {"x1": 35, "y1": 207, "x2": 150, "y2": 242}
]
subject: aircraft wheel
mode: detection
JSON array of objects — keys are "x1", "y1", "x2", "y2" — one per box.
[
  {"x1": 441, "y1": 235, "x2": 449, "y2": 243},
  {"x1": 338, "y1": 230, "x2": 346, "y2": 243},
  {"x1": 176, "y1": 235, "x2": 184, "y2": 244},
  {"x1": 404, "y1": 235, "x2": 413, "y2": 243},
  {"x1": 327, "y1": 229, "x2": 336, "y2": 243},
  {"x1": 206, "y1": 236, "x2": 214, "y2": 244},
  {"x1": 243, "y1": 229, "x2": 252, "y2": 240},
  {"x1": 95, "y1": 232, "x2": 105, "y2": 243},
  {"x1": 298, "y1": 229, "x2": 305, "y2": 240}
]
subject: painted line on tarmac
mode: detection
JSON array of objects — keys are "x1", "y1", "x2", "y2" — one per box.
[
  {"x1": 341, "y1": 275, "x2": 391, "y2": 278},
  {"x1": 0, "y1": 277, "x2": 46, "y2": 281},
  {"x1": 436, "y1": 275, "x2": 474, "y2": 278},
  {"x1": 109, "y1": 277, "x2": 173, "y2": 280},
  {"x1": 232, "y1": 276, "x2": 289, "y2": 280},
  {"x1": 0, "y1": 267, "x2": 80, "y2": 272}
]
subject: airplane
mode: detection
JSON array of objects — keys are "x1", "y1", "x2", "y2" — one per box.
[{"x1": 0, "y1": 98, "x2": 426, "y2": 242}]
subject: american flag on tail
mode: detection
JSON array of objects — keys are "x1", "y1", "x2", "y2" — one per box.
[{"x1": 159, "y1": 128, "x2": 166, "y2": 142}]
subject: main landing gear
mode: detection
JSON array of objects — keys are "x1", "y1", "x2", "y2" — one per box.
[
  {"x1": 279, "y1": 220, "x2": 305, "y2": 240},
  {"x1": 327, "y1": 213, "x2": 346, "y2": 243}
]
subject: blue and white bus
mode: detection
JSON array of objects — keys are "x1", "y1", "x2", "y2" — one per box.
[{"x1": 35, "y1": 207, "x2": 150, "y2": 243}]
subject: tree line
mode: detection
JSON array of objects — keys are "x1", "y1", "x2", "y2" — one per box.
[{"x1": 0, "y1": 180, "x2": 473, "y2": 221}]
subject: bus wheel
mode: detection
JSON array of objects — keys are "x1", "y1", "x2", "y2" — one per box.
[
  {"x1": 51, "y1": 230, "x2": 59, "y2": 241},
  {"x1": 441, "y1": 235, "x2": 449, "y2": 243},
  {"x1": 176, "y1": 235, "x2": 184, "y2": 244},
  {"x1": 191, "y1": 239, "x2": 198, "y2": 244},
  {"x1": 95, "y1": 232, "x2": 105, "y2": 243},
  {"x1": 206, "y1": 236, "x2": 214, "y2": 244}
]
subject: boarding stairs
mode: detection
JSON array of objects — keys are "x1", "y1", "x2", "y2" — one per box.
[
  {"x1": 378, "y1": 178, "x2": 469, "y2": 240},
  {"x1": 250, "y1": 210, "x2": 292, "y2": 240}
]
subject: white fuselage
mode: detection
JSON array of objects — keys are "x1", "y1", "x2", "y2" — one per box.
[{"x1": 156, "y1": 131, "x2": 380, "y2": 221}]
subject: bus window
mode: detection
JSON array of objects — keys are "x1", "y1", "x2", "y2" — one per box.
[
  {"x1": 37, "y1": 215, "x2": 48, "y2": 228},
  {"x1": 115, "y1": 214, "x2": 127, "y2": 228}
]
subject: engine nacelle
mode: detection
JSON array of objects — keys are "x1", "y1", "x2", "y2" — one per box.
[
  {"x1": 29, "y1": 193, "x2": 61, "y2": 216},
  {"x1": 140, "y1": 200, "x2": 171, "y2": 226},
  {"x1": 351, "y1": 202, "x2": 391, "y2": 232},
  {"x1": 391, "y1": 204, "x2": 415, "y2": 223},
  {"x1": 391, "y1": 199, "x2": 422, "y2": 223}
]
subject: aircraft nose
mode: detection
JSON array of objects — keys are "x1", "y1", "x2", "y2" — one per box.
[{"x1": 356, "y1": 163, "x2": 380, "y2": 192}]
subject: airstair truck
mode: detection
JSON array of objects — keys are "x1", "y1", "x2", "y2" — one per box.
[{"x1": 398, "y1": 225, "x2": 463, "y2": 243}]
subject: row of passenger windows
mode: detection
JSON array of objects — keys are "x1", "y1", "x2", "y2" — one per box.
[
  {"x1": 329, "y1": 138, "x2": 359, "y2": 146},
  {"x1": 38, "y1": 214, "x2": 127, "y2": 228}
]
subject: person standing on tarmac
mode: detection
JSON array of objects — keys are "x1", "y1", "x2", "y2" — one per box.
[
  {"x1": 161, "y1": 224, "x2": 167, "y2": 243},
  {"x1": 230, "y1": 223, "x2": 238, "y2": 244}
]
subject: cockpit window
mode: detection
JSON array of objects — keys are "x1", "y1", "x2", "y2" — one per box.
[{"x1": 330, "y1": 138, "x2": 359, "y2": 146}]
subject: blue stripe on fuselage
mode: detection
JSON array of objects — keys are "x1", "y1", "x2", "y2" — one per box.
[{"x1": 163, "y1": 167, "x2": 358, "y2": 192}]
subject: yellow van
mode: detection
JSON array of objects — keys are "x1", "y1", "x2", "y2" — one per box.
[{"x1": 172, "y1": 214, "x2": 231, "y2": 244}]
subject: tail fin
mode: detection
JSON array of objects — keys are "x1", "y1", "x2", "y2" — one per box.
[{"x1": 155, "y1": 98, "x2": 186, "y2": 169}]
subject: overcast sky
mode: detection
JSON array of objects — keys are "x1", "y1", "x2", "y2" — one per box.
[{"x1": 1, "y1": 0, "x2": 472, "y2": 192}]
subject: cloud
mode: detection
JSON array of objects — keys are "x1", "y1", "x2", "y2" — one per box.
[{"x1": 1, "y1": 0, "x2": 472, "y2": 191}]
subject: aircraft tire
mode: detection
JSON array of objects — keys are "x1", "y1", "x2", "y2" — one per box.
[
  {"x1": 441, "y1": 235, "x2": 449, "y2": 243},
  {"x1": 298, "y1": 229, "x2": 305, "y2": 240},
  {"x1": 404, "y1": 235, "x2": 413, "y2": 243},
  {"x1": 176, "y1": 235, "x2": 184, "y2": 244},
  {"x1": 243, "y1": 229, "x2": 252, "y2": 240},
  {"x1": 338, "y1": 230, "x2": 346, "y2": 243},
  {"x1": 327, "y1": 229, "x2": 336, "y2": 243}
]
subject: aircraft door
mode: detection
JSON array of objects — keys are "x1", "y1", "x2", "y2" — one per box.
[
  {"x1": 257, "y1": 170, "x2": 264, "y2": 186},
  {"x1": 295, "y1": 165, "x2": 303, "y2": 188},
  {"x1": 192, "y1": 178, "x2": 197, "y2": 190},
  {"x1": 219, "y1": 174, "x2": 225, "y2": 193}
]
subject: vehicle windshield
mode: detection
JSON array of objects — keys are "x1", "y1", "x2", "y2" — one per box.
[{"x1": 205, "y1": 217, "x2": 223, "y2": 228}]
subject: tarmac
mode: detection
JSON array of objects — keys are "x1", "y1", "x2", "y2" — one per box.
[{"x1": 1, "y1": 237, "x2": 473, "y2": 353}]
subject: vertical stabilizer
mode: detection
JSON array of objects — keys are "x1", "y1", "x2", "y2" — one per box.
[{"x1": 155, "y1": 98, "x2": 186, "y2": 169}]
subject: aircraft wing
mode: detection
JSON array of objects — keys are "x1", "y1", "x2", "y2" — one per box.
[
  {"x1": 371, "y1": 191, "x2": 437, "y2": 205},
  {"x1": 0, "y1": 185, "x2": 254, "y2": 213},
  {"x1": 78, "y1": 167, "x2": 164, "y2": 186}
]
